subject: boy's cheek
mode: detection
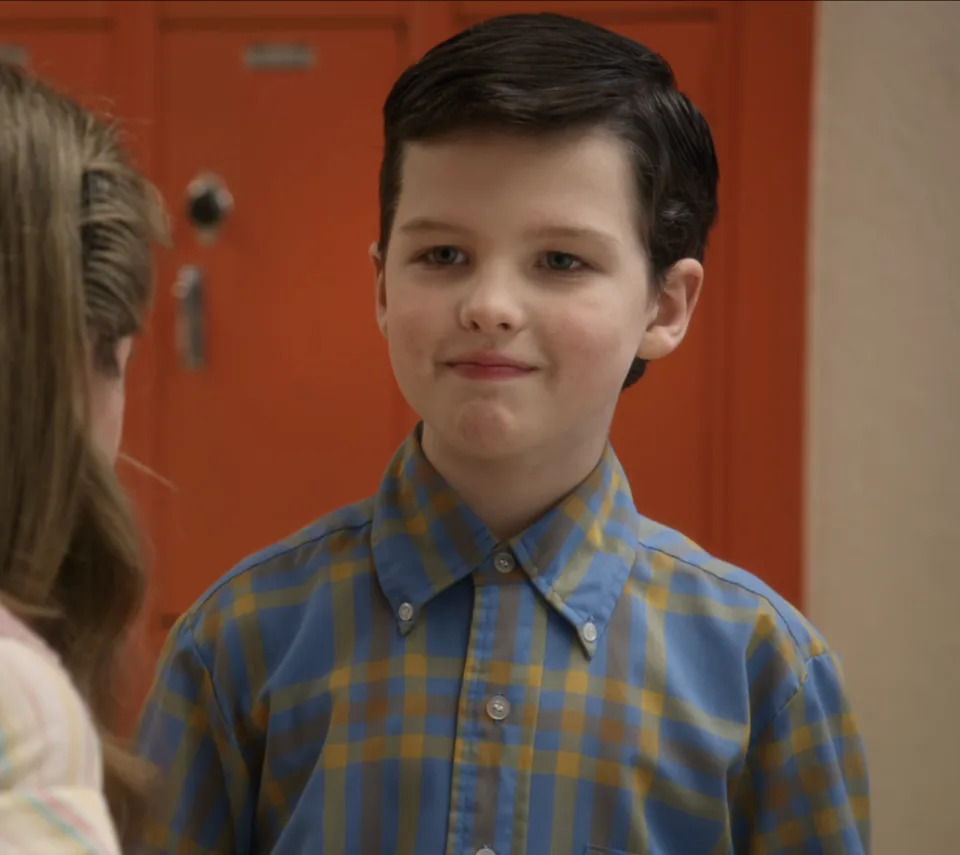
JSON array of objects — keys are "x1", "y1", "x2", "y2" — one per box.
[
  {"x1": 386, "y1": 304, "x2": 438, "y2": 367},
  {"x1": 550, "y1": 313, "x2": 634, "y2": 379}
]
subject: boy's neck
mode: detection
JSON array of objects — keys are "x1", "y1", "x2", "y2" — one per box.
[{"x1": 419, "y1": 424, "x2": 609, "y2": 542}]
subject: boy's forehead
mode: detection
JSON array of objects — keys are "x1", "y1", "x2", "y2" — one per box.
[{"x1": 394, "y1": 129, "x2": 638, "y2": 231}]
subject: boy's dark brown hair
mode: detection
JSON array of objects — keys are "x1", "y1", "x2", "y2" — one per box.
[{"x1": 378, "y1": 12, "x2": 719, "y2": 386}]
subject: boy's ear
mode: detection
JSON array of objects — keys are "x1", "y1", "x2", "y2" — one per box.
[
  {"x1": 370, "y1": 241, "x2": 387, "y2": 337},
  {"x1": 636, "y1": 258, "x2": 704, "y2": 361}
]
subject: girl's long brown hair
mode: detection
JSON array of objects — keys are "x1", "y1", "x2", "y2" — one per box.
[{"x1": 0, "y1": 63, "x2": 165, "y2": 839}]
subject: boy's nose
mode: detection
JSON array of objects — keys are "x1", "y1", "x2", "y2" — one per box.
[{"x1": 458, "y1": 271, "x2": 525, "y2": 333}]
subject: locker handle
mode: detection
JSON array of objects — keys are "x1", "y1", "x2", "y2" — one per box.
[{"x1": 173, "y1": 264, "x2": 206, "y2": 370}]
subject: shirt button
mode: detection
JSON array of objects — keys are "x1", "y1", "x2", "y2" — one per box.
[
  {"x1": 486, "y1": 694, "x2": 510, "y2": 721},
  {"x1": 582, "y1": 620, "x2": 598, "y2": 643},
  {"x1": 493, "y1": 551, "x2": 515, "y2": 574},
  {"x1": 397, "y1": 602, "x2": 414, "y2": 622}
]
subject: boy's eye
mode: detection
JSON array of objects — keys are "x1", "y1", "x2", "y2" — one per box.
[
  {"x1": 421, "y1": 246, "x2": 467, "y2": 266},
  {"x1": 541, "y1": 251, "x2": 586, "y2": 272}
]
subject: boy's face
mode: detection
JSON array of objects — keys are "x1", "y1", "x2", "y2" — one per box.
[{"x1": 373, "y1": 129, "x2": 702, "y2": 465}]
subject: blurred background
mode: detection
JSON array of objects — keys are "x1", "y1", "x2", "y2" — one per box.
[{"x1": 1, "y1": 0, "x2": 957, "y2": 851}]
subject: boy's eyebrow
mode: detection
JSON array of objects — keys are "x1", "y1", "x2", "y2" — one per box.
[
  {"x1": 523, "y1": 224, "x2": 622, "y2": 248},
  {"x1": 398, "y1": 218, "x2": 472, "y2": 235},
  {"x1": 398, "y1": 218, "x2": 621, "y2": 248}
]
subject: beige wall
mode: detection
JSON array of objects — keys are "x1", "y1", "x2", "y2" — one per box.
[{"x1": 807, "y1": 1, "x2": 960, "y2": 851}]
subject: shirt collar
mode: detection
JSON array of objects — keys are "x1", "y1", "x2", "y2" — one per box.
[{"x1": 371, "y1": 426, "x2": 641, "y2": 657}]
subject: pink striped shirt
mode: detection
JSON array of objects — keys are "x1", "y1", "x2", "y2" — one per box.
[{"x1": 0, "y1": 602, "x2": 121, "y2": 854}]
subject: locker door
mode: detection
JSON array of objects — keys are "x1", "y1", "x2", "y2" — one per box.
[{"x1": 153, "y1": 8, "x2": 404, "y2": 619}]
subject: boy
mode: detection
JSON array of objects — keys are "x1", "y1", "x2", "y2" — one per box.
[{"x1": 138, "y1": 13, "x2": 869, "y2": 854}]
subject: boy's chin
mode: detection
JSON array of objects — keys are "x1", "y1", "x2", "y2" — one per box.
[{"x1": 424, "y1": 404, "x2": 536, "y2": 462}]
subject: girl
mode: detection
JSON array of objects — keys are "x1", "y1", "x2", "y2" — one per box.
[{"x1": 0, "y1": 63, "x2": 165, "y2": 852}]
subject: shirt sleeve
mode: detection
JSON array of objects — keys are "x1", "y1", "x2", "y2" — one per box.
[
  {"x1": 732, "y1": 650, "x2": 871, "y2": 853},
  {"x1": 135, "y1": 616, "x2": 253, "y2": 854},
  {"x1": 0, "y1": 639, "x2": 121, "y2": 855}
]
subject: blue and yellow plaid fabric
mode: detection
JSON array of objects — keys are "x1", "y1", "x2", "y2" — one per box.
[{"x1": 137, "y1": 429, "x2": 869, "y2": 854}]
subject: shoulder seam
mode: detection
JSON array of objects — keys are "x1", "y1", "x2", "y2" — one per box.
[
  {"x1": 749, "y1": 650, "x2": 835, "y2": 749},
  {"x1": 182, "y1": 517, "x2": 373, "y2": 627},
  {"x1": 637, "y1": 539, "x2": 806, "y2": 654},
  {"x1": 177, "y1": 619, "x2": 245, "y2": 760}
]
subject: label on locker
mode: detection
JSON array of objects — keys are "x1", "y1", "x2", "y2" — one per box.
[{"x1": 244, "y1": 43, "x2": 315, "y2": 71}]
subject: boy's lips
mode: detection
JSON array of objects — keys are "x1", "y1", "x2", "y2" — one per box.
[{"x1": 444, "y1": 350, "x2": 537, "y2": 379}]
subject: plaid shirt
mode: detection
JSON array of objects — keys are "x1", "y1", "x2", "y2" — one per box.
[{"x1": 137, "y1": 430, "x2": 869, "y2": 854}]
